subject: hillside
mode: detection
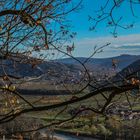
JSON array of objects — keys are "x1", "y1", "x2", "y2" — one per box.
[
  {"x1": 112, "y1": 59, "x2": 140, "y2": 83},
  {"x1": 0, "y1": 54, "x2": 140, "y2": 85},
  {"x1": 58, "y1": 54, "x2": 140, "y2": 71}
]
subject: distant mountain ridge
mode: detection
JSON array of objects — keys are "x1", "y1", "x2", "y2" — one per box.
[
  {"x1": 112, "y1": 58, "x2": 140, "y2": 82},
  {"x1": 57, "y1": 54, "x2": 140, "y2": 71},
  {"x1": 89, "y1": 56, "x2": 140, "y2": 91},
  {"x1": 0, "y1": 54, "x2": 140, "y2": 84}
]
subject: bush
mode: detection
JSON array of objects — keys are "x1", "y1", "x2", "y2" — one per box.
[
  {"x1": 0, "y1": 116, "x2": 44, "y2": 139},
  {"x1": 97, "y1": 124, "x2": 112, "y2": 136},
  {"x1": 90, "y1": 125, "x2": 99, "y2": 135}
]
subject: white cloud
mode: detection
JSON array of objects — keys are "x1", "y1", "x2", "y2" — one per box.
[
  {"x1": 73, "y1": 34, "x2": 140, "y2": 57},
  {"x1": 75, "y1": 34, "x2": 140, "y2": 49},
  {"x1": 113, "y1": 43, "x2": 140, "y2": 48}
]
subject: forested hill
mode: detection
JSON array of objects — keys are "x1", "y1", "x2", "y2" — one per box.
[{"x1": 0, "y1": 54, "x2": 140, "y2": 83}]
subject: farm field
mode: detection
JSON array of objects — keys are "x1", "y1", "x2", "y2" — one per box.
[{"x1": 13, "y1": 91, "x2": 140, "y2": 139}]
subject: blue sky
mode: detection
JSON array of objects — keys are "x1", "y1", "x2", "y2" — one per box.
[{"x1": 68, "y1": 0, "x2": 140, "y2": 58}]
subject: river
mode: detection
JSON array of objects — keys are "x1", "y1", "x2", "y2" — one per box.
[
  {"x1": 39, "y1": 129, "x2": 99, "y2": 140},
  {"x1": 54, "y1": 132, "x2": 99, "y2": 140}
]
